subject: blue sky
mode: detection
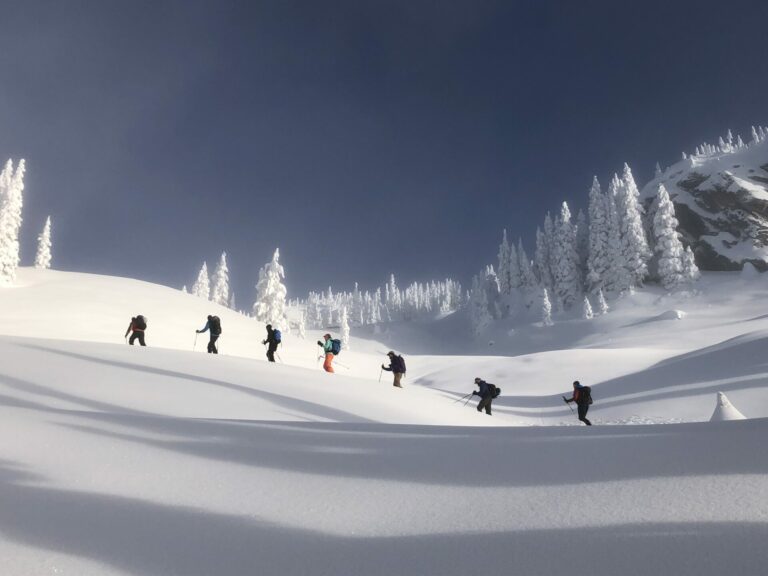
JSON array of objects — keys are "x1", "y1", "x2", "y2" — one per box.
[{"x1": 1, "y1": 0, "x2": 767, "y2": 302}]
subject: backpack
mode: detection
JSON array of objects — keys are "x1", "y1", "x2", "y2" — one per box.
[
  {"x1": 488, "y1": 383, "x2": 501, "y2": 399},
  {"x1": 209, "y1": 316, "x2": 222, "y2": 335},
  {"x1": 398, "y1": 355, "x2": 406, "y2": 373},
  {"x1": 581, "y1": 386, "x2": 593, "y2": 405},
  {"x1": 134, "y1": 315, "x2": 147, "y2": 330},
  {"x1": 330, "y1": 339, "x2": 342, "y2": 355},
  {"x1": 273, "y1": 329, "x2": 282, "y2": 343}
]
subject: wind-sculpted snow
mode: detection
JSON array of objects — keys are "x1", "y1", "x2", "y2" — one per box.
[{"x1": 1, "y1": 268, "x2": 768, "y2": 574}]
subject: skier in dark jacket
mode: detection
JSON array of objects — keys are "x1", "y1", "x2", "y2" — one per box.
[
  {"x1": 563, "y1": 380, "x2": 592, "y2": 425},
  {"x1": 196, "y1": 315, "x2": 222, "y2": 354},
  {"x1": 262, "y1": 324, "x2": 279, "y2": 362},
  {"x1": 124, "y1": 315, "x2": 147, "y2": 346},
  {"x1": 472, "y1": 377, "x2": 495, "y2": 415},
  {"x1": 381, "y1": 351, "x2": 406, "y2": 388}
]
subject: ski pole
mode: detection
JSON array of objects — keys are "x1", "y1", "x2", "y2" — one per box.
[
  {"x1": 453, "y1": 392, "x2": 473, "y2": 404},
  {"x1": 378, "y1": 368, "x2": 383, "y2": 382},
  {"x1": 463, "y1": 394, "x2": 475, "y2": 407},
  {"x1": 563, "y1": 396, "x2": 574, "y2": 413},
  {"x1": 193, "y1": 332, "x2": 198, "y2": 351},
  {"x1": 276, "y1": 352, "x2": 283, "y2": 363}
]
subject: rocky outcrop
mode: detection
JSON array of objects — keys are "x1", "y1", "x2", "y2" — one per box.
[{"x1": 641, "y1": 136, "x2": 768, "y2": 271}]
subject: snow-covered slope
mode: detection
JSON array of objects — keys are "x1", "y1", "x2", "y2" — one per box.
[
  {"x1": 1, "y1": 268, "x2": 767, "y2": 575},
  {"x1": 641, "y1": 134, "x2": 768, "y2": 271}
]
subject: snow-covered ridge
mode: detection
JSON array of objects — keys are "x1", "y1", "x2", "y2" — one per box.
[{"x1": 641, "y1": 129, "x2": 768, "y2": 271}]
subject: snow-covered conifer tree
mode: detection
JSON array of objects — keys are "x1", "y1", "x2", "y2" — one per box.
[
  {"x1": 596, "y1": 289, "x2": 609, "y2": 315},
  {"x1": 617, "y1": 164, "x2": 651, "y2": 287},
  {"x1": 211, "y1": 252, "x2": 230, "y2": 307},
  {"x1": 541, "y1": 288, "x2": 553, "y2": 327},
  {"x1": 229, "y1": 291, "x2": 237, "y2": 311},
  {"x1": 603, "y1": 177, "x2": 629, "y2": 292},
  {"x1": 497, "y1": 230, "x2": 511, "y2": 296},
  {"x1": 34, "y1": 216, "x2": 52, "y2": 270},
  {"x1": 551, "y1": 202, "x2": 581, "y2": 309},
  {"x1": 575, "y1": 209, "x2": 589, "y2": 276},
  {"x1": 534, "y1": 216, "x2": 554, "y2": 292},
  {"x1": 586, "y1": 177, "x2": 609, "y2": 292},
  {"x1": 654, "y1": 162, "x2": 663, "y2": 178},
  {"x1": 340, "y1": 306, "x2": 350, "y2": 349},
  {"x1": 582, "y1": 295, "x2": 594, "y2": 320},
  {"x1": 469, "y1": 273, "x2": 493, "y2": 335},
  {"x1": 517, "y1": 238, "x2": 537, "y2": 290},
  {"x1": 253, "y1": 248, "x2": 288, "y2": 327},
  {"x1": 682, "y1": 246, "x2": 700, "y2": 284},
  {"x1": 0, "y1": 159, "x2": 25, "y2": 283},
  {"x1": 192, "y1": 262, "x2": 210, "y2": 299},
  {"x1": 652, "y1": 184, "x2": 685, "y2": 290}
]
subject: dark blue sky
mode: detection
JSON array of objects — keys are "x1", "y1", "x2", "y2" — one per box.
[{"x1": 1, "y1": 0, "x2": 766, "y2": 302}]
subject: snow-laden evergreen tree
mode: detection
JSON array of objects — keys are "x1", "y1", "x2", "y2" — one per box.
[
  {"x1": 616, "y1": 164, "x2": 651, "y2": 287},
  {"x1": 586, "y1": 177, "x2": 610, "y2": 292},
  {"x1": 534, "y1": 215, "x2": 555, "y2": 292},
  {"x1": 575, "y1": 209, "x2": 589, "y2": 276},
  {"x1": 603, "y1": 177, "x2": 629, "y2": 292},
  {"x1": 551, "y1": 202, "x2": 581, "y2": 309},
  {"x1": 253, "y1": 248, "x2": 288, "y2": 328},
  {"x1": 497, "y1": 229, "x2": 512, "y2": 296},
  {"x1": 0, "y1": 159, "x2": 25, "y2": 284},
  {"x1": 582, "y1": 295, "x2": 594, "y2": 320},
  {"x1": 652, "y1": 184, "x2": 685, "y2": 290},
  {"x1": 596, "y1": 288, "x2": 609, "y2": 315},
  {"x1": 340, "y1": 306, "x2": 350, "y2": 349},
  {"x1": 541, "y1": 288, "x2": 553, "y2": 327},
  {"x1": 682, "y1": 246, "x2": 700, "y2": 284},
  {"x1": 517, "y1": 238, "x2": 537, "y2": 290},
  {"x1": 181, "y1": 285, "x2": 188, "y2": 293},
  {"x1": 191, "y1": 262, "x2": 210, "y2": 299},
  {"x1": 229, "y1": 291, "x2": 237, "y2": 311},
  {"x1": 210, "y1": 252, "x2": 230, "y2": 307},
  {"x1": 654, "y1": 162, "x2": 663, "y2": 178},
  {"x1": 34, "y1": 216, "x2": 52, "y2": 270},
  {"x1": 469, "y1": 271, "x2": 494, "y2": 335}
]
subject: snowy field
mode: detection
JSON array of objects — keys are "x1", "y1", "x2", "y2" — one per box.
[{"x1": 1, "y1": 268, "x2": 767, "y2": 575}]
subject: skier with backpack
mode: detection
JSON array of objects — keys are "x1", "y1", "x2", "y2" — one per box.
[
  {"x1": 124, "y1": 315, "x2": 147, "y2": 346},
  {"x1": 381, "y1": 351, "x2": 406, "y2": 388},
  {"x1": 317, "y1": 333, "x2": 341, "y2": 373},
  {"x1": 262, "y1": 324, "x2": 281, "y2": 362},
  {"x1": 472, "y1": 377, "x2": 499, "y2": 415},
  {"x1": 563, "y1": 380, "x2": 593, "y2": 425},
  {"x1": 196, "y1": 315, "x2": 222, "y2": 354}
]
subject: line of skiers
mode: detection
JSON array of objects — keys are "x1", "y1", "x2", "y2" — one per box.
[{"x1": 125, "y1": 314, "x2": 593, "y2": 424}]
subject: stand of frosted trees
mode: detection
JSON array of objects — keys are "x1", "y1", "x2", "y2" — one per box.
[
  {"x1": 469, "y1": 145, "x2": 715, "y2": 333},
  {"x1": 302, "y1": 275, "x2": 463, "y2": 330}
]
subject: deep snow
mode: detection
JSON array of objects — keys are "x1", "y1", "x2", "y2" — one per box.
[{"x1": 0, "y1": 268, "x2": 767, "y2": 575}]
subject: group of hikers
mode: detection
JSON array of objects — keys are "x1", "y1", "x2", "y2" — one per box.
[{"x1": 124, "y1": 314, "x2": 594, "y2": 425}]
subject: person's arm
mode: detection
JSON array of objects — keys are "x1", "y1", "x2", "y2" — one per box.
[
  {"x1": 382, "y1": 363, "x2": 392, "y2": 371},
  {"x1": 125, "y1": 323, "x2": 132, "y2": 338},
  {"x1": 197, "y1": 321, "x2": 210, "y2": 334}
]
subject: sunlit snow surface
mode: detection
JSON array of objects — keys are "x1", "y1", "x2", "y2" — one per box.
[{"x1": 0, "y1": 268, "x2": 766, "y2": 575}]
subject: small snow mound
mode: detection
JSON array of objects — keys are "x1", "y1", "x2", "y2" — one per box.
[
  {"x1": 659, "y1": 309, "x2": 686, "y2": 320},
  {"x1": 710, "y1": 391, "x2": 747, "y2": 421},
  {"x1": 740, "y1": 262, "x2": 760, "y2": 278}
]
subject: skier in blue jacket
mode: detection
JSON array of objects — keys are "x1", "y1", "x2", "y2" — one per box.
[{"x1": 472, "y1": 377, "x2": 495, "y2": 415}]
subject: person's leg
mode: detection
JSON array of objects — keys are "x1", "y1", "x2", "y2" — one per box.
[
  {"x1": 485, "y1": 397, "x2": 492, "y2": 415},
  {"x1": 477, "y1": 396, "x2": 490, "y2": 413},
  {"x1": 267, "y1": 348, "x2": 275, "y2": 362},
  {"x1": 578, "y1": 404, "x2": 592, "y2": 425},
  {"x1": 208, "y1": 334, "x2": 219, "y2": 354},
  {"x1": 323, "y1": 353, "x2": 334, "y2": 373},
  {"x1": 393, "y1": 372, "x2": 402, "y2": 387},
  {"x1": 129, "y1": 332, "x2": 137, "y2": 345},
  {"x1": 137, "y1": 332, "x2": 146, "y2": 346}
]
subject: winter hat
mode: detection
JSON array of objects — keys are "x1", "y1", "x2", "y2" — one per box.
[
  {"x1": 387, "y1": 351, "x2": 395, "y2": 357},
  {"x1": 266, "y1": 324, "x2": 272, "y2": 329},
  {"x1": 573, "y1": 380, "x2": 581, "y2": 388}
]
